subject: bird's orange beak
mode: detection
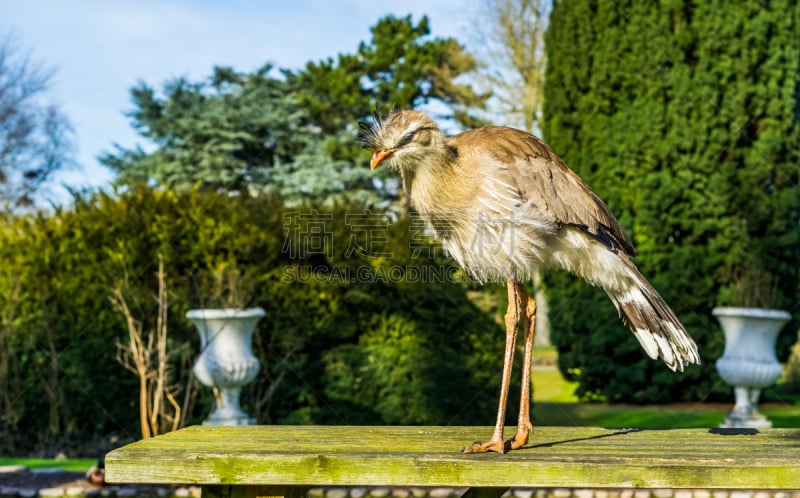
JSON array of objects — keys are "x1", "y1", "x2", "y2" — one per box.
[{"x1": 370, "y1": 149, "x2": 394, "y2": 170}]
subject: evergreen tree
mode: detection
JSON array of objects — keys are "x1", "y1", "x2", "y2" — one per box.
[
  {"x1": 101, "y1": 65, "x2": 310, "y2": 193},
  {"x1": 102, "y1": 15, "x2": 486, "y2": 204},
  {"x1": 543, "y1": 0, "x2": 800, "y2": 402},
  {"x1": 289, "y1": 14, "x2": 488, "y2": 136}
]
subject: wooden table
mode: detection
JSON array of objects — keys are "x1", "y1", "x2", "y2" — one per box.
[{"x1": 105, "y1": 426, "x2": 800, "y2": 497}]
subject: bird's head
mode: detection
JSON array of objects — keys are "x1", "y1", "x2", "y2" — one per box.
[{"x1": 357, "y1": 110, "x2": 447, "y2": 171}]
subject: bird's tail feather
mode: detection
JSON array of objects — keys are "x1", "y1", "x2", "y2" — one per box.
[{"x1": 607, "y1": 265, "x2": 701, "y2": 372}]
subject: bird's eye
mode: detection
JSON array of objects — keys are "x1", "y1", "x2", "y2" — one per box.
[{"x1": 396, "y1": 130, "x2": 416, "y2": 148}]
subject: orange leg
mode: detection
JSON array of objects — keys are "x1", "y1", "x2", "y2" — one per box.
[
  {"x1": 463, "y1": 279, "x2": 525, "y2": 454},
  {"x1": 507, "y1": 292, "x2": 536, "y2": 450}
]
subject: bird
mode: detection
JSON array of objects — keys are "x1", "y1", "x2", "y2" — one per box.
[{"x1": 357, "y1": 109, "x2": 701, "y2": 454}]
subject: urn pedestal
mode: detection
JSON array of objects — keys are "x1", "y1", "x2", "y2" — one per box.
[
  {"x1": 713, "y1": 307, "x2": 790, "y2": 429},
  {"x1": 187, "y1": 308, "x2": 264, "y2": 425}
]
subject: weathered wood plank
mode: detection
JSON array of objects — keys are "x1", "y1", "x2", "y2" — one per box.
[{"x1": 105, "y1": 426, "x2": 800, "y2": 489}]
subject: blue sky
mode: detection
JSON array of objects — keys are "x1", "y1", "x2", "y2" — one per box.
[{"x1": 0, "y1": 1, "x2": 466, "y2": 203}]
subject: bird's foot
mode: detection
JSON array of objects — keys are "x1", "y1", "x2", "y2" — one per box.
[
  {"x1": 505, "y1": 422, "x2": 533, "y2": 451},
  {"x1": 504, "y1": 432, "x2": 529, "y2": 451},
  {"x1": 461, "y1": 439, "x2": 508, "y2": 454},
  {"x1": 461, "y1": 424, "x2": 533, "y2": 454}
]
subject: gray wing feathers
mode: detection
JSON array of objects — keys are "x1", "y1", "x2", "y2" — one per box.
[
  {"x1": 608, "y1": 259, "x2": 701, "y2": 371},
  {"x1": 454, "y1": 127, "x2": 637, "y2": 256}
]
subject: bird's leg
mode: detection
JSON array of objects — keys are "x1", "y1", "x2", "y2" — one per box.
[
  {"x1": 507, "y1": 287, "x2": 536, "y2": 451},
  {"x1": 463, "y1": 278, "x2": 523, "y2": 454}
]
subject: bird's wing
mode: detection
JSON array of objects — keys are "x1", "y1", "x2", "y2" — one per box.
[{"x1": 450, "y1": 127, "x2": 637, "y2": 256}]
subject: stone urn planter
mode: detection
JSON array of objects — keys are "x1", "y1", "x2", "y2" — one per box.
[
  {"x1": 713, "y1": 306, "x2": 790, "y2": 428},
  {"x1": 187, "y1": 307, "x2": 264, "y2": 425}
]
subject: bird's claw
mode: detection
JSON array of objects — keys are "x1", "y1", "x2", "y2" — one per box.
[
  {"x1": 505, "y1": 425, "x2": 532, "y2": 451},
  {"x1": 505, "y1": 435, "x2": 526, "y2": 451},
  {"x1": 461, "y1": 439, "x2": 509, "y2": 454},
  {"x1": 461, "y1": 428, "x2": 532, "y2": 454}
]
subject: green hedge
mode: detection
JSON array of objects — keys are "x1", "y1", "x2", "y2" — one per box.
[
  {"x1": 0, "y1": 186, "x2": 504, "y2": 454},
  {"x1": 543, "y1": 0, "x2": 800, "y2": 402}
]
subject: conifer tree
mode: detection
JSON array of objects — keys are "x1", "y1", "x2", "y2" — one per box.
[
  {"x1": 103, "y1": 15, "x2": 486, "y2": 203},
  {"x1": 543, "y1": 0, "x2": 800, "y2": 402}
]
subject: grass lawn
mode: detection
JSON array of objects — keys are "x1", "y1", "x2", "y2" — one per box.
[
  {"x1": 534, "y1": 400, "x2": 800, "y2": 428},
  {"x1": 530, "y1": 346, "x2": 800, "y2": 428},
  {"x1": 0, "y1": 457, "x2": 96, "y2": 472},
  {"x1": 533, "y1": 365, "x2": 580, "y2": 402}
]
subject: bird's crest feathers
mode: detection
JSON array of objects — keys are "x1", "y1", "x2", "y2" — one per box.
[
  {"x1": 357, "y1": 109, "x2": 440, "y2": 152},
  {"x1": 356, "y1": 109, "x2": 385, "y2": 150}
]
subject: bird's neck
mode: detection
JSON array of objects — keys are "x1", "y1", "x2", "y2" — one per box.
[{"x1": 401, "y1": 145, "x2": 458, "y2": 215}]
